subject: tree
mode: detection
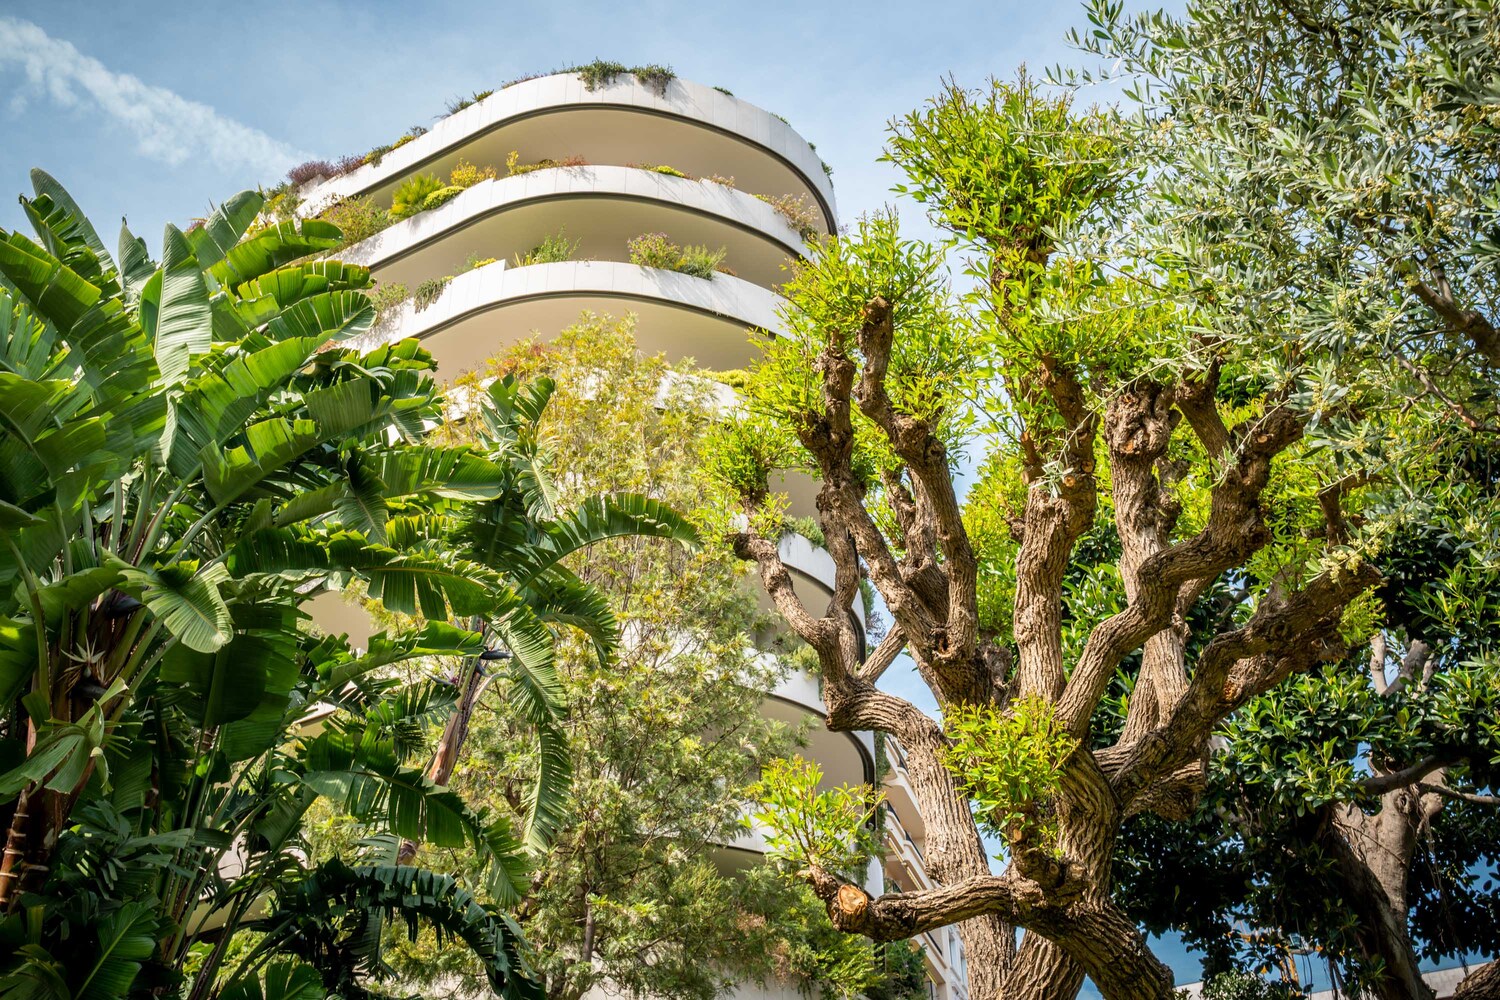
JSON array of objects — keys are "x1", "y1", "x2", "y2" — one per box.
[
  {"x1": 713, "y1": 24, "x2": 1489, "y2": 993},
  {"x1": 352, "y1": 315, "x2": 926, "y2": 1000},
  {"x1": 0, "y1": 174, "x2": 676, "y2": 1000},
  {"x1": 1059, "y1": 2, "x2": 1500, "y2": 995},
  {"x1": 1114, "y1": 451, "x2": 1500, "y2": 997}
]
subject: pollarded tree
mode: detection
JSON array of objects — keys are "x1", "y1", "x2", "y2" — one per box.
[{"x1": 711, "y1": 68, "x2": 1442, "y2": 999}]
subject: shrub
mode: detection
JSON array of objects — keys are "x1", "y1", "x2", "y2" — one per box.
[
  {"x1": 633, "y1": 63, "x2": 674, "y2": 95},
  {"x1": 332, "y1": 153, "x2": 365, "y2": 176},
  {"x1": 677, "y1": 244, "x2": 727, "y2": 280},
  {"x1": 572, "y1": 59, "x2": 628, "y2": 90},
  {"x1": 462, "y1": 253, "x2": 499, "y2": 271},
  {"x1": 286, "y1": 160, "x2": 334, "y2": 186},
  {"x1": 499, "y1": 71, "x2": 546, "y2": 89},
  {"x1": 781, "y1": 516, "x2": 826, "y2": 548},
  {"x1": 413, "y1": 276, "x2": 450, "y2": 311},
  {"x1": 626, "y1": 233, "x2": 727, "y2": 280},
  {"x1": 371, "y1": 282, "x2": 410, "y2": 317},
  {"x1": 321, "y1": 196, "x2": 391, "y2": 247},
  {"x1": 821, "y1": 160, "x2": 833, "y2": 177},
  {"x1": 449, "y1": 158, "x2": 498, "y2": 187},
  {"x1": 756, "y1": 192, "x2": 821, "y2": 241},
  {"x1": 628, "y1": 163, "x2": 690, "y2": 179},
  {"x1": 363, "y1": 143, "x2": 393, "y2": 166},
  {"x1": 712, "y1": 85, "x2": 733, "y2": 96},
  {"x1": 390, "y1": 174, "x2": 445, "y2": 219},
  {"x1": 506, "y1": 151, "x2": 588, "y2": 176},
  {"x1": 626, "y1": 232, "x2": 680, "y2": 270},
  {"x1": 515, "y1": 230, "x2": 579, "y2": 267},
  {"x1": 420, "y1": 185, "x2": 465, "y2": 213},
  {"x1": 1198, "y1": 973, "x2": 1305, "y2": 1000},
  {"x1": 262, "y1": 186, "x2": 301, "y2": 222},
  {"x1": 703, "y1": 174, "x2": 737, "y2": 188},
  {"x1": 445, "y1": 89, "x2": 493, "y2": 116},
  {"x1": 568, "y1": 60, "x2": 674, "y2": 95}
]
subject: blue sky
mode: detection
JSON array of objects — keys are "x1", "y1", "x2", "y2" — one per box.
[
  {"x1": 0, "y1": 0, "x2": 1098, "y2": 242},
  {"x1": 0, "y1": 0, "x2": 1221, "y2": 994}
]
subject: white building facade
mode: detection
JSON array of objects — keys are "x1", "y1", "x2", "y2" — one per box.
[{"x1": 296, "y1": 68, "x2": 967, "y2": 1000}]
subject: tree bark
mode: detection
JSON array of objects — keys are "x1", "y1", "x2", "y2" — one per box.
[
  {"x1": 396, "y1": 660, "x2": 487, "y2": 865},
  {"x1": 1455, "y1": 962, "x2": 1500, "y2": 999},
  {"x1": 1319, "y1": 786, "x2": 1442, "y2": 1000}
]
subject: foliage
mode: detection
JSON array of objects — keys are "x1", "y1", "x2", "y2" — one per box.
[
  {"x1": 390, "y1": 174, "x2": 446, "y2": 220},
  {"x1": 0, "y1": 171, "x2": 581, "y2": 1000},
  {"x1": 567, "y1": 60, "x2": 675, "y2": 95},
  {"x1": 626, "y1": 232, "x2": 728, "y2": 280},
  {"x1": 286, "y1": 160, "x2": 333, "y2": 186},
  {"x1": 371, "y1": 281, "x2": 410, "y2": 319},
  {"x1": 412, "y1": 276, "x2": 449, "y2": 311},
  {"x1": 942, "y1": 696, "x2": 1078, "y2": 853},
  {"x1": 505, "y1": 152, "x2": 588, "y2": 176},
  {"x1": 513, "y1": 229, "x2": 579, "y2": 267},
  {"x1": 1188, "y1": 972, "x2": 1305, "y2": 1000},
  {"x1": 678, "y1": 243, "x2": 729, "y2": 279},
  {"x1": 321, "y1": 195, "x2": 390, "y2": 248},
  {"x1": 343, "y1": 316, "x2": 844, "y2": 1000},
  {"x1": 626, "y1": 231, "x2": 681, "y2": 269},
  {"x1": 629, "y1": 162, "x2": 690, "y2": 178},
  {"x1": 701, "y1": 10, "x2": 1495, "y2": 992},
  {"x1": 446, "y1": 90, "x2": 494, "y2": 116},
  {"x1": 782, "y1": 516, "x2": 826, "y2": 549},
  {"x1": 750, "y1": 756, "x2": 884, "y2": 880},
  {"x1": 449, "y1": 158, "x2": 498, "y2": 187},
  {"x1": 756, "y1": 192, "x2": 822, "y2": 240}
]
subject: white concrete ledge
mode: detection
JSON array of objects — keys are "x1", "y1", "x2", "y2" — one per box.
[
  {"x1": 352, "y1": 259, "x2": 788, "y2": 375},
  {"x1": 336, "y1": 166, "x2": 808, "y2": 292},
  {"x1": 299, "y1": 73, "x2": 836, "y2": 230}
]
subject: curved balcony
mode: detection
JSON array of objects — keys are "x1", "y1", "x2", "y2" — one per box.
[
  {"x1": 300, "y1": 72, "x2": 836, "y2": 233},
  {"x1": 351, "y1": 259, "x2": 786, "y2": 377},
  {"x1": 339, "y1": 166, "x2": 805, "y2": 293}
]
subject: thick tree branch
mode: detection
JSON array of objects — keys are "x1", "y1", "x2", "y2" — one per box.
[
  {"x1": 1411, "y1": 258, "x2": 1500, "y2": 365},
  {"x1": 1106, "y1": 562, "x2": 1381, "y2": 809},
  {"x1": 1417, "y1": 782, "x2": 1500, "y2": 807},
  {"x1": 857, "y1": 626, "x2": 907, "y2": 684},
  {"x1": 1359, "y1": 757, "x2": 1453, "y2": 796},
  {"x1": 1013, "y1": 362, "x2": 1099, "y2": 701},
  {"x1": 1058, "y1": 404, "x2": 1306, "y2": 734}
]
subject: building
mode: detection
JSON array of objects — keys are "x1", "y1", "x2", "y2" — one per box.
[{"x1": 293, "y1": 66, "x2": 968, "y2": 1000}]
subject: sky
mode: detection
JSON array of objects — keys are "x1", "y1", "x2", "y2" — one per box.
[
  {"x1": 0, "y1": 0, "x2": 1224, "y2": 995},
  {"x1": 0, "y1": 0, "x2": 1101, "y2": 245}
]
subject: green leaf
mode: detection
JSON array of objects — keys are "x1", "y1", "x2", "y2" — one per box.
[
  {"x1": 124, "y1": 562, "x2": 232, "y2": 653},
  {"x1": 184, "y1": 191, "x2": 264, "y2": 269},
  {"x1": 139, "y1": 225, "x2": 211, "y2": 384}
]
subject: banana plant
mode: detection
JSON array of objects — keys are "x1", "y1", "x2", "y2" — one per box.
[{"x1": 0, "y1": 171, "x2": 687, "y2": 1000}]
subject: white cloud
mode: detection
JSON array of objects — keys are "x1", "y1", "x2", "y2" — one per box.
[{"x1": 0, "y1": 17, "x2": 309, "y2": 177}]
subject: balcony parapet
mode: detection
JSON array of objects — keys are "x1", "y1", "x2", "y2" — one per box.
[
  {"x1": 298, "y1": 73, "x2": 836, "y2": 232},
  {"x1": 335, "y1": 165, "x2": 808, "y2": 291}
]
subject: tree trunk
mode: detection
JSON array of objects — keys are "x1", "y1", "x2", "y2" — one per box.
[
  {"x1": 897, "y1": 726, "x2": 1017, "y2": 1000},
  {"x1": 1320, "y1": 789, "x2": 1440, "y2": 1000},
  {"x1": 1005, "y1": 933, "x2": 1085, "y2": 1000},
  {"x1": 396, "y1": 662, "x2": 486, "y2": 865},
  {"x1": 1454, "y1": 962, "x2": 1500, "y2": 1000}
]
